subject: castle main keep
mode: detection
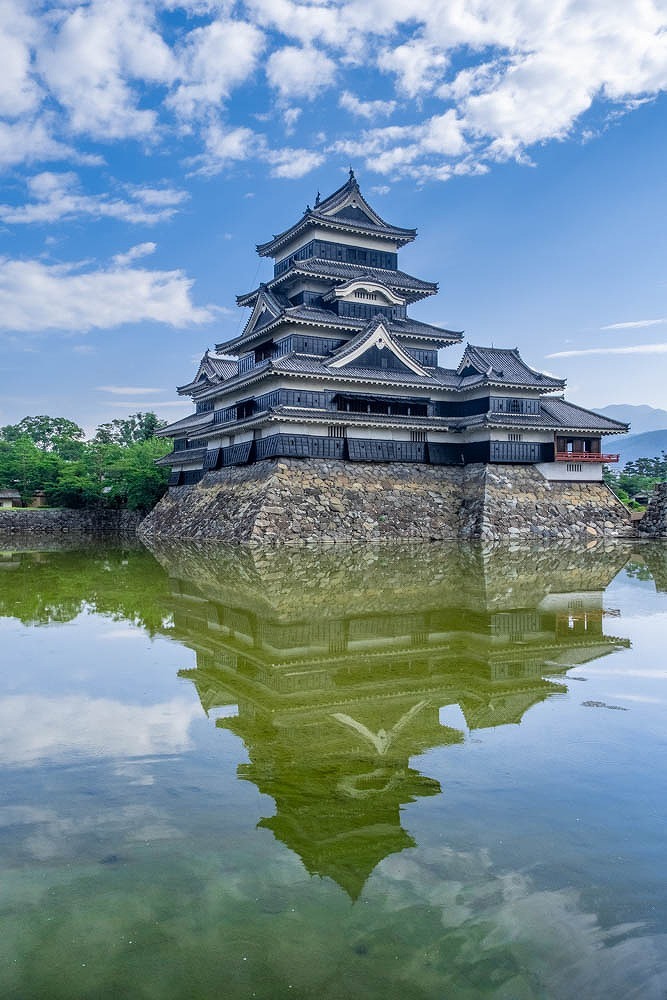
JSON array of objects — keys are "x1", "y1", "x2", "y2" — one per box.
[{"x1": 140, "y1": 172, "x2": 634, "y2": 542}]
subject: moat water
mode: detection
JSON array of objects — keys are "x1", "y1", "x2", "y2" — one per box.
[{"x1": 1, "y1": 540, "x2": 666, "y2": 999}]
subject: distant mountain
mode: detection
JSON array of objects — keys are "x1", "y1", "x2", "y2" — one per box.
[
  {"x1": 607, "y1": 429, "x2": 667, "y2": 467},
  {"x1": 598, "y1": 404, "x2": 667, "y2": 435}
]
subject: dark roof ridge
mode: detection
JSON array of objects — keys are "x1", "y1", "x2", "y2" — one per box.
[
  {"x1": 256, "y1": 174, "x2": 416, "y2": 256},
  {"x1": 237, "y1": 260, "x2": 438, "y2": 306},
  {"x1": 540, "y1": 396, "x2": 629, "y2": 431}
]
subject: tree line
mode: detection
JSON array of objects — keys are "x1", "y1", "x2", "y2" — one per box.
[
  {"x1": 0, "y1": 413, "x2": 171, "y2": 512},
  {"x1": 604, "y1": 452, "x2": 667, "y2": 508}
]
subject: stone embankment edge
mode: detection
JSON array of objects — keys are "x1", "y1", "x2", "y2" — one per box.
[
  {"x1": 138, "y1": 458, "x2": 652, "y2": 543},
  {"x1": 0, "y1": 508, "x2": 142, "y2": 539}
]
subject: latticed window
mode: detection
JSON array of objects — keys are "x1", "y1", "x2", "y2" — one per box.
[
  {"x1": 411, "y1": 430, "x2": 427, "y2": 442},
  {"x1": 328, "y1": 425, "x2": 346, "y2": 438},
  {"x1": 508, "y1": 433, "x2": 522, "y2": 442}
]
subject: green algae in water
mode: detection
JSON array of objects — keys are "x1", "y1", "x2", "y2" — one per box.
[{"x1": 1, "y1": 542, "x2": 666, "y2": 999}]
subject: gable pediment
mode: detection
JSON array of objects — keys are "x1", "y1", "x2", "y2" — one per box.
[
  {"x1": 330, "y1": 204, "x2": 377, "y2": 226},
  {"x1": 328, "y1": 322, "x2": 431, "y2": 377},
  {"x1": 325, "y1": 278, "x2": 405, "y2": 308},
  {"x1": 242, "y1": 288, "x2": 284, "y2": 338}
]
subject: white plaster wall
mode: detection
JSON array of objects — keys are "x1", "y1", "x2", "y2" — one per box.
[
  {"x1": 231, "y1": 431, "x2": 254, "y2": 444},
  {"x1": 536, "y1": 462, "x2": 603, "y2": 481},
  {"x1": 497, "y1": 430, "x2": 553, "y2": 442},
  {"x1": 276, "y1": 226, "x2": 399, "y2": 261}
]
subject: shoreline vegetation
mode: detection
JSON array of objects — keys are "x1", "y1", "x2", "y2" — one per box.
[
  {"x1": 0, "y1": 413, "x2": 170, "y2": 514},
  {"x1": 1, "y1": 412, "x2": 665, "y2": 526}
]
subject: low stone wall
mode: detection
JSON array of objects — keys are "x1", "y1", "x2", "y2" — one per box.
[
  {"x1": 139, "y1": 459, "x2": 464, "y2": 542},
  {"x1": 138, "y1": 458, "x2": 636, "y2": 543},
  {"x1": 638, "y1": 483, "x2": 667, "y2": 537},
  {"x1": 460, "y1": 464, "x2": 635, "y2": 541},
  {"x1": 0, "y1": 508, "x2": 142, "y2": 540}
]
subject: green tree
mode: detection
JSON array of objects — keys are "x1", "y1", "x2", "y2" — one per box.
[
  {"x1": 1, "y1": 415, "x2": 85, "y2": 457},
  {"x1": 47, "y1": 461, "x2": 104, "y2": 509},
  {"x1": 94, "y1": 412, "x2": 166, "y2": 446},
  {"x1": 0, "y1": 436, "x2": 61, "y2": 500},
  {"x1": 102, "y1": 437, "x2": 171, "y2": 512}
]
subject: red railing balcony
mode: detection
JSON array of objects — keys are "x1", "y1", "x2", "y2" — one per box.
[{"x1": 555, "y1": 451, "x2": 619, "y2": 463}]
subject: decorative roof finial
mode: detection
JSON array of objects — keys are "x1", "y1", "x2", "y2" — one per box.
[
  {"x1": 349, "y1": 165, "x2": 355, "y2": 182},
  {"x1": 315, "y1": 190, "x2": 321, "y2": 207},
  {"x1": 304, "y1": 203, "x2": 311, "y2": 214}
]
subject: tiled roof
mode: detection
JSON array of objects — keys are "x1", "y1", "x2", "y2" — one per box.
[
  {"x1": 237, "y1": 260, "x2": 437, "y2": 307},
  {"x1": 268, "y1": 406, "x2": 450, "y2": 429},
  {"x1": 157, "y1": 411, "x2": 211, "y2": 437},
  {"x1": 177, "y1": 352, "x2": 238, "y2": 394},
  {"x1": 156, "y1": 446, "x2": 207, "y2": 466},
  {"x1": 540, "y1": 397, "x2": 629, "y2": 432},
  {"x1": 454, "y1": 398, "x2": 629, "y2": 433},
  {"x1": 456, "y1": 344, "x2": 565, "y2": 389},
  {"x1": 256, "y1": 174, "x2": 416, "y2": 257},
  {"x1": 270, "y1": 353, "x2": 441, "y2": 388},
  {"x1": 220, "y1": 304, "x2": 460, "y2": 353}
]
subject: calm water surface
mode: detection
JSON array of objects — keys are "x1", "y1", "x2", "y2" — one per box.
[{"x1": 0, "y1": 540, "x2": 666, "y2": 999}]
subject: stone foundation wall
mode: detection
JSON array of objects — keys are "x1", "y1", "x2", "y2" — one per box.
[
  {"x1": 139, "y1": 458, "x2": 636, "y2": 543},
  {"x1": 0, "y1": 508, "x2": 142, "y2": 541},
  {"x1": 460, "y1": 464, "x2": 635, "y2": 541},
  {"x1": 139, "y1": 459, "x2": 464, "y2": 542},
  {"x1": 638, "y1": 483, "x2": 667, "y2": 537}
]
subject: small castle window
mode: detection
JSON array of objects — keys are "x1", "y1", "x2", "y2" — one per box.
[
  {"x1": 410, "y1": 430, "x2": 427, "y2": 442},
  {"x1": 567, "y1": 463, "x2": 583, "y2": 472},
  {"x1": 328, "y1": 425, "x2": 346, "y2": 438},
  {"x1": 354, "y1": 289, "x2": 377, "y2": 301},
  {"x1": 508, "y1": 433, "x2": 522, "y2": 442}
]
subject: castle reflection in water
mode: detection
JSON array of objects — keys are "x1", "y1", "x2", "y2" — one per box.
[{"x1": 148, "y1": 542, "x2": 633, "y2": 898}]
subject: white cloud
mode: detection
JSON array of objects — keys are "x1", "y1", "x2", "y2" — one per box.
[
  {"x1": 97, "y1": 385, "x2": 162, "y2": 394},
  {"x1": 107, "y1": 399, "x2": 191, "y2": 408},
  {"x1": 0, "y1": 174, "x2": 188, "y2": 225},
  {"x1": 189, "y1": 122, "x2": 260, "y2": 174},
  {"x1": 548, "y1": 343, "x2": 667, "y2": 358},
  {"x1": 0, "y1": 1, "x2": 665, "y2": 181},
  {"x1": 112, "y1": 242, "x2": 157, "y2": 266},
  {"x1": 0, "y1": 694, "x2": 199, "y2": 766},
  {"x1": 282, "y1": 106, "x2": 302, "y2": 133},
  {"x1": 0, "y1": 0, "x2": 42, "y2": 117},
  {"x1": 378, "y1": 38, "x2": 448, "y2": 98},
  {"x1": 339, "y1": 91, "x2": 396, "y2": 120},
  {"x1": 266, "y1": 147, "x2": 325, "y2": 178},
  {"x1": 168, "y1": 17, "x2": 264, "y2": 118},
  {"x1": 246, "y1": 0, "x2": 341, "y2": 49},
  {"x1": 601, "y1": 318, "x2": 667, "y2": 330},
  {"x1": 0, "y1": 119, "x2": 102, "y2": 171},
  {"x1": 266, "y1": 45, "x2": 336, "y2": 100},
  {"x1": 0, "y1": 256, "x2": 213, "y2": 333},
  {"x1": 37, "y1": 0, "x2": 175, "y2": 140}
]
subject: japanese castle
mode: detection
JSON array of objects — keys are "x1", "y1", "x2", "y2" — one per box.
[{"x1": 159, "y1": 171, "x2": 626, "y2": 484}]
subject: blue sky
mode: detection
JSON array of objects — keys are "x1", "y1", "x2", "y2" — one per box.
[{"x1": 1, "y1": 1, "x2": 666, "y2": 433}]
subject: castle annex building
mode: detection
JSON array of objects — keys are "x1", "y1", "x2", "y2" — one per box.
[{"x1": 159, "y1": 171, "x2": 626, "y2": 485}]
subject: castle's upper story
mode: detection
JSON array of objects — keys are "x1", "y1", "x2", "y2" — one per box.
[{"x1": 158, "y1": 172, "x2": 628, "y2": 485}]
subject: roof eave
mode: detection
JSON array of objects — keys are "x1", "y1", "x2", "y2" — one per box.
[{"x1": 256, "y1": 216, "x2": 417, "y2": 257}]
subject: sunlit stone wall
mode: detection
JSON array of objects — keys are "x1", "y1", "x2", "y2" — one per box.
[{"x1": 139, "y1": 458, "x2": 635, "y2": 543}]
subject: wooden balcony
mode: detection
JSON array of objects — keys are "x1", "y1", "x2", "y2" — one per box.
[{"x1": 555, "y1": 451, "x2": 619, "y2": 463}]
